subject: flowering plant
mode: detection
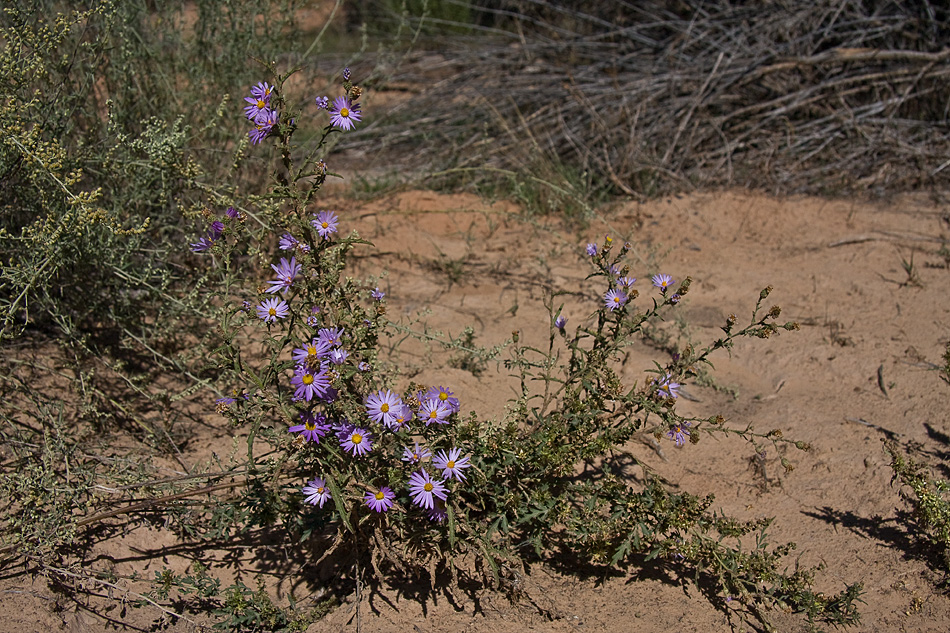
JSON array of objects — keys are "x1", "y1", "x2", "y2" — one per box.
[{"x1": 187, "y1": 67, "x2": 861, "y2": 630}]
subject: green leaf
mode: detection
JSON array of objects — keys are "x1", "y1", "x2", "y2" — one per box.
[{"x1": 325, "y1": 474, "x2": 353, "y2": 534}]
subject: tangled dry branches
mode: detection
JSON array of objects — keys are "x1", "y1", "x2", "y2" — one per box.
[{"x1": 343, "y1": 0, "x2": 950, "y2": 198}]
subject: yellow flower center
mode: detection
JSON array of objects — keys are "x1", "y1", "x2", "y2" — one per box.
[
  {"x1": 340, "y1": 107, "x2": 350, "y2": 117},
  {"x1": 307, "y1": 345, "x2": 317, "y2": 355},
  {"x1": 424, "y1": 482, "x2": 433, "y2": 492},
  {"x1": 317, "y1": 487, "x2": 324, "y2": 493},
  {"x1": 439, "y1": 393, "x2": 448, "y2": 401},
  {"x1": 352, "y1": 433, "x2": 362, "y2": 444},
  {"x1": 613, "y1": 296, "x2": 621, "y2": 303},
  {"x1": 268, "y1": 307, "x2": 277, "y2": 316},
  {"x1": 321, "y1": 221, "x2": 329, "y2": 229},
  {"x1": 303, "y1": 375, "x2": 314, "y2": 385},
  {"x1": 305, "y1": 421, "x2": 316, "y2": 431},
  {"x1": 446, "y1": 460, "x2": 455, "y2": 469},
  {"x1": 429, "y1": 411, "x2": 438, "y2": 419},
  {"x1": 375, "y1": 491, "x2": 384, "y2": 500},
  {"x1": 380, "y1": 403, "x2": 389, "y2": 413},
  {"x1": 257, "y1": 99, "x2": 266, "y2": 108}
]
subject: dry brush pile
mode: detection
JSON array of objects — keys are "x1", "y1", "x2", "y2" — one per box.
[{"x1": 346, "y1": 0, "x2": 950, "y2": 198}]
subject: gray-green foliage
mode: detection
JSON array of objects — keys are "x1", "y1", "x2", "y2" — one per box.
[
  {"x1": 0, "y1": 0, "x2": 306, "y2": 344},
  {"x1": 0, "y1": 0, "x2": 313, "y2": 619}
]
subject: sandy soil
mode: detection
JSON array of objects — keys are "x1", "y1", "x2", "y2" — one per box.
[{"x1": 3, "y1": 188, "x2": 950, "y2": 632}]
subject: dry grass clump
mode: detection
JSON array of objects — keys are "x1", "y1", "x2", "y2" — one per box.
[{"x1": 345, "y1": 0, "x2": 950, "y2": 198}]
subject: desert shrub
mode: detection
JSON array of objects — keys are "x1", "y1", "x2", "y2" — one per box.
[
  {"x1": 0, "y1": 0, "x2": 309, "y2": 345},
  {"x1": 885, "y1": 438, "x2": 950, "y2": 575},
  {"x1": 884, "y1": 347, "x2": 950, "y2": 578}
]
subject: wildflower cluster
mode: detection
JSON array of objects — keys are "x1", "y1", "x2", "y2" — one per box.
[
  {"x1": 294, "y1": 383, "x2": 472, "y2": 521},
  {"x1": 565, "y1": 235, "x2": 696, "y2": 445},
  {"x1": 202, "y1": 69, "x2": 476, "y2": 539},
  {"x1": 190, "y1": 206, "x2": 241, "y2": 253},
  {"x1": 242, "y1": 67, "x2": 362, "y2": 146},
  {"x1": 244, "y1": 81, "x2": 280, "y2": 145}
]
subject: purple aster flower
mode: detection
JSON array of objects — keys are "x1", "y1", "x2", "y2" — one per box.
[
  {"x1": 358, "y1": 361, "x2": 370, "y2": 372},
  {"x1": 334, "y1": 421, "x2": 353, "y2": 440},
  {"x1": 554, "y1": 315, "x2": 567, "y2": 330},
  {"x1": 433, "y1": 448, "x2": 472, "y2": 482},
  {"x1": 317, "y1": 326, "x2": 344, "y2": 348},
  {"x1": 670, "y1": 293, "x2": 681, "y2": 305},
  {"x1": 364, "y1": 486, "x2": 394, "y2": 513},
  {"x1": 277, "y1": 233, "x2": 310, "y2": 253},
  {"x1": 402, "y1": 441, "x2": 431, "y2": 464},
  {"x1": 419, "y1": 398, "x2": 451, "y2": 426},
  {"x1": 257, "y1": 297, "x2": 289, "y2": 322},
  {"x1": 267, "y1": 256, "x2": 302, "y2": 294},
  {"x1": 586, "y1": 243, "x2": 597, "y2": 256},
  {"x1": 329, "y1": 96, "x2": 361, "y2": 131},
  {"x1": 652, "y1": 273, "x2": 675, "y2": 292},
  {"x1": 249, "y1": 122, "x2": 271, "y2": 144},
  {"x1": 342, "y1": 67, "x2": 351, "y2": 82},
  {"x1": 340, "y1": 427, "x2": 373, "y2": 456},
  {"x1": 365, "y1": 389, "x2": 403, "y2": 427},
  {"x1": 225, "y1": 206, "x2": 240, "y2": 219},
  {"x1": 427, "y1": 499, "x2": 448, "y2": 522},
  {"x1": 190, "y1": 235, "x2": 216, "y2": 253},
  {"x1": 250, "y1": 81, "x2": 274, "y2": 103},
  {"x1": 407, "y1": 470, "x2": 448, "y2": 510},
  {"x1": 248, "y1": 108, "x2": 278, "y2": 144},
  {"x1": 306, "y1": 314, "x2": 320, "y2": 328},
  {"x1": 423, "y1": 386, "x2": 460, "y2": 414},
  {"x1": 314, "y1": 95, "x2": 329, "y2": 109},
  {"x1": 604, "y1": 288, "x2": 628, "y2": 311},
  {"x1": 609, "y1": 264, "x2": 621, "y2": 277},
  {"x1": 312, "y1": 210, "x2": 339, "y2": 240},
  {"x1": 391, "y1": 404, "x2": 413, "y2": 430},
  {"x1": 292, "y1": 338, "x2": 333, "y2": 365},
  {"x1": 667, "y1": 422, "x2": 691, "y2": 446},
  {"x1": 289, "y1": 411, "x2": 331, "y2": 443},
  {"x1": 244, "y1": 94, "x2": 270, "y2": 120},
  {"x1": 617, "y1": 276, "x2": 636, "y2": 289},
  {"x1": 291, "y1": 363, "x2": 331, "y2": 402},
  {"x1": 208, "y1": 221, "x2": 225, "y2": 238},
  {"x1": 278, "y1": 233, "x2": 299, "y2": 251},
  {"x1": 371, "y1": 287, "x2": 385, "y2": 301},
  {"x1": 302, "y1": 478, "x2": 331, "y2": 508},
  {"x1": 328, "y1": 348, "x2": 349, "y2": 365},
  {"x1": 655, "y1": 373, "x2": 681, "y2": 399}
]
